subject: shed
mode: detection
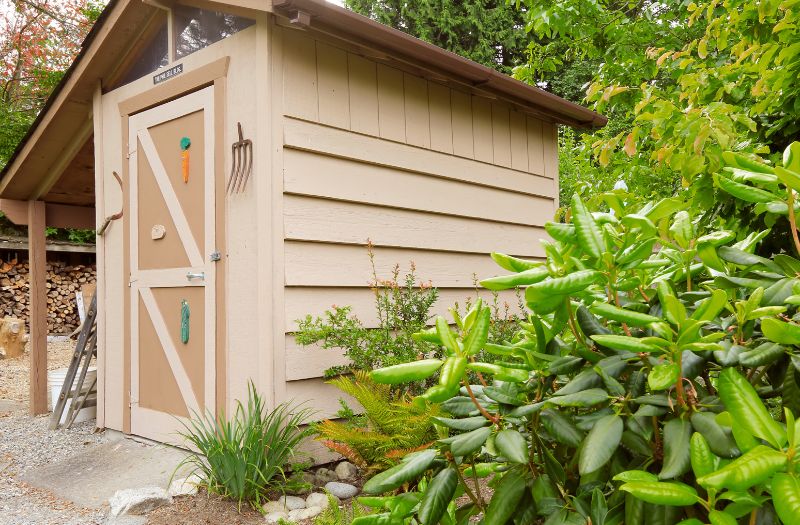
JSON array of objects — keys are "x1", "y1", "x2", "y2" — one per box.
[{"x1": 0, "y1": 0, "x2": 605, "y2": 447}]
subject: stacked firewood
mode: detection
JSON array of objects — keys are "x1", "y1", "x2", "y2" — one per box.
[{"x1": 0, "y1": 260, "x2": 97, "y2": 334}]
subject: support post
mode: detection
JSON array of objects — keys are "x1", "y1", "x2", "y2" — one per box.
[{"x1": 28, "y1": 200, "x2": 48, "y2": 415}]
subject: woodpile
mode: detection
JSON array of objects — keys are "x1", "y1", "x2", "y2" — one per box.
[{"x1": 0, "y1": 260, "x2": 97, "y2": 334}]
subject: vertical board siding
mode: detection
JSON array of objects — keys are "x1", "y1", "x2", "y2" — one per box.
[
  {"x1": 471, "y1": 96, "x2": 493, "y2": 163},
  {"x1": 282, "y1": 29, "x2": 318, "y2": 122},
  {"x1": 509, "y1": 110, "x2": 528, "y2": 172},
  {"x1": 377, "y1": 64, "x2": 406, "y2": 142},
  {"x1": 450, "y1": 90, "x2": 474, "y2": 158},
  {"x1": 403, "y1": 73, "x2": 431, "y2": 148},
  {"x1": 428, "y1": 83, "x2": 453, "y2": 153},
  {"x1": 491, "y1": 102, "x2": 512, "y2": 168},
  {"x1": 316, "y1": 42, "x2": 350, "y2": 129},
  {"x1": 527, "y1": 116, "x2": 546, "y2": 177},
  {"x1": 348, "y1": 54, "x2": 379, "y2": 136},
  {"x1": 281, "y1": 29, "x2": 553, "y2": 177}
]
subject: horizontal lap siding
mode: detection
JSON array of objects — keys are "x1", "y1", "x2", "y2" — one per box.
[{"x1": 280, "y1": 28, "x2": 554, "y2": 418}]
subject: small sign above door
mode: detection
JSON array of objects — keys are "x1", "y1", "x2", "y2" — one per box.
[{"x1": 153, "y1": 64, "x2": 184, "y2": 85}]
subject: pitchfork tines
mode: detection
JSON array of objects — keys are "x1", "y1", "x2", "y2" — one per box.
[{"x1": 227, "y1": 122, "x2": 253, "y2": 194}]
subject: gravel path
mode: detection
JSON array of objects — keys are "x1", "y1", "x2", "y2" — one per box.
[
  {"x1": 0, "y1": 413, "x2": 107, "y2": 525},
  {"x1": 0, "y1": 340, "x2": 105, "y2": 525}
]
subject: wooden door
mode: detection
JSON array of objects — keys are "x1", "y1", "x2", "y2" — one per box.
[{"x1": 128, "y1": 87, "x2": 216, "y2": 443}]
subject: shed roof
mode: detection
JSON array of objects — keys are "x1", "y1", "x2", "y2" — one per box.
[{"x1": 0, "y1": 0, "x2": 606, "y2": 201}]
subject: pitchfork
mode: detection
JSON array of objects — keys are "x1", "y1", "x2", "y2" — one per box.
[{"x1": 227, "y1": 122, "x2": 253, "y2": 194}]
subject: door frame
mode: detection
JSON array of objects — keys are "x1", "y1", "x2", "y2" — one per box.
[
  {"x1": 128, "y1": 87, "x2": 216, "y2": 442},
  {"x1": 118, "y1": 58, "x2": 228, "y2": 436}
]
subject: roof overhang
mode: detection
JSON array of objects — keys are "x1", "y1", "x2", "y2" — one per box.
[
  {"x1": 269, "y1": 0, "x2": 607, "y2": 129},
  {"x1": 0, "y1": 0, "x2": 606, "y2": 204}
]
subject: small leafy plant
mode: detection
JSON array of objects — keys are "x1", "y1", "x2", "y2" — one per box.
[
  {"x1": 314, "y1": 371, "x2": 439, "y2": 472},
  {"x1": 178, "y1": 382, "x2": 312, "y2": 511},
  {"x1": 295, "y1": 251, "x2": 439, "y2": 381}
]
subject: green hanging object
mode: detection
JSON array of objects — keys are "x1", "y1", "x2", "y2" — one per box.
[{"x1": 180, "y1": 300, "x2": 190, "y2": 344}]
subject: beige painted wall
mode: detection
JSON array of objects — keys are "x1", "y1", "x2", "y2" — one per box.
[
  {"x1": 275, "y1": 25, "x2": 559, "y2": 419},
  {"x1": 97, "y1": 23, "x2": 262, "y2": 432}
]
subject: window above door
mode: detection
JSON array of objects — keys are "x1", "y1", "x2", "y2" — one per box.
[{"x1": 111, "y1": 1, "x2": 254, "y2": 89}]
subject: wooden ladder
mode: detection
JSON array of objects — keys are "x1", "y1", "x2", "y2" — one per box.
[{"x1": 49, "y1": 292, "x2": 98, "y2": 430}]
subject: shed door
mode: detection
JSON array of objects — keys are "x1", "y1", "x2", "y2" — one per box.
[{"x1": 128, "y1": 87, "x2": 216, "y2": 443}]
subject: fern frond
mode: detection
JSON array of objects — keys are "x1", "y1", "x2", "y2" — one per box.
[{"x1": 319, "y1": 440, "x2": 368, "y2": 469}]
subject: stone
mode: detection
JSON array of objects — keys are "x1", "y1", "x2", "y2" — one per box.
[
  {"x1": 335, "y1": 461, "x2": 359, "y2": 480},
  {"x1": 314, "y1": 468, "x2": 338, "y2": 484},
  {"x1": 279, "y1": 495, "x2": 307, "y2": 511},
  {"x1": 264, "y1": 511, "x2": 289, "y2": 524},
  {"x1": 108, "y1": 487, "x2": 172, "y2": 517},
  {"x1": 262, "y1": 501, "x2": 288, "y2": 514},
  {"x1": 306, "y1": 492, "x2": 338, "y2": 509},
  {"x1": 324, "y1": 481, "x2": 359, "y2": 499},
  {"x1": 288, "y1": 506, "x2": 323, "y2": 521},
  {"x1": 167, "y1": 474, "x2": 201, "y2": 497}
]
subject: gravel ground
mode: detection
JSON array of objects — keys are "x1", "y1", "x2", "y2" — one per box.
[
  {"x1": 0, "y1": 338, "x2": 87, "y2": 403},
  {"x1": 0, "y1": 340, "x2": 105, "y2": 525}
]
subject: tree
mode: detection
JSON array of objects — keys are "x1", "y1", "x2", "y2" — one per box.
[
  {"x1": 0, "y1": 0, "x2": 104, "y2": 238},
  {"x1": 345, "y1": 0, "x2": 529, "y2": 77},
  {"x1": 0, "y1": 0, "x2": 103, "y2": 168}
]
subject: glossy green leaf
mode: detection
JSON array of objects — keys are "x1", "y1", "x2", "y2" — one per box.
[
  {"x1": 649, "y1": 363, "x2": 680, "y2": 391},
  {"x1": 432, "y1": 416, "x2": 490, "y2": 431},
  {"x1": 449, "y1": 426, "x2": 492, "y2": 457},
  {"x1": 541, "y1": 409, "x2": 584, "y2": 448},
  {"x1": 591, "y1": 334, "x2": 659, "y2": 353},
  {"x1": 659, "y1": 418, "x2": 691, "y2": 480},
  {"x1": 436, "y1": 316, "x2": 460, "y2": 356},
  {"x1": 619, "y1": 481, "x2": 699, "y2": 506},
  {"x1": 572, "y1": 193, "x2": 605, "y2": 258},
  {"x1": 590, "y1": 302, "x2": 661, "y2": 327},
  {"x1": 697, "y1": 445, "x2": 787, "y2": 491},
  {"x1": 690, "y1": 432, "x2": 715, "y2": 478},
  {"x1": 718, "y1": 367, "x2": 786, "y2": 449},
  {"x1": 548, "y1": 388, "x2": 610, "y2": 408},
  {"x1": 772, "y1": 473, "x2": 800, "y2": 525},
  {"x1": 715, "y1": 174, "x2": 778, "y2": 203},
  {"x1": 708, "y1": 510, "x2": 738, "y2": 525},
  {"x1": 489, "y1": 252, "x2": 542, "y2": 272},
  {"x1": 418, "y1": 467, "x2": 458, "y2": 525},
  {"x1": 690, "y1": 411, "x2": 739, "y2": 458},
  {"x1": 495, "y1": 429, "x2": 528, "y2": 463},
  {"x1": 762, "y1": 318, "x2": 800, "y2": 345},
  {"x1": 362, "y1": 449, "x2": 437, "y2": 494},
  {"x1": 484, "y1": 469, "x2": 526, "y2": 525},
  {"x1": 462, "y1": 305, "x2": 489, "y2": 356},
  {"x1": 480, "y1": 267, "x2": 549, "y2": 291},
  {"x1": 579, "y1": 414, "x2": 623, "y2": 475}
]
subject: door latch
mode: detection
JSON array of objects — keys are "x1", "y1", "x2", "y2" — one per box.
[{"x1": 186, "y1": 272, "x2": 205, "y2": 281}]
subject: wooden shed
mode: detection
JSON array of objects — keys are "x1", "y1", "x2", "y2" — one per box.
[{"x1": 0, "y1": 0, "x2": 605, "y2": 446}]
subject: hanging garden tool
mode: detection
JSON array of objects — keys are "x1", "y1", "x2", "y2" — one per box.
[
  {"x1": 226, "y1": 122, "x2": 253, "y2": 194},
  {"x1": 181, "y1": 300, "x2": 190, "y2": 344},
  {"x1": 180, "y1": 137, "x2": 191, "y2": 183}
]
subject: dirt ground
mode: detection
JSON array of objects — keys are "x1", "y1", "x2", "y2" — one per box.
[{"x1": 145, "y1": 492, "x2": 265, "y2": 525}]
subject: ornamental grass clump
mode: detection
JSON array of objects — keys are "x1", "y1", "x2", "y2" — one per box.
[{"x1": 178, "y1": 382, "x2": 312, "y2": 511}]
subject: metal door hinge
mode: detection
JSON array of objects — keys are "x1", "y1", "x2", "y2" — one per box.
[{"x1": 210, "y1": 251, "x2": 221, "y2": 262}]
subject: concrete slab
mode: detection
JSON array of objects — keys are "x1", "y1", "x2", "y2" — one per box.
[{"x1": 19, "y1": 438, "x2": 193, "y2": 508}]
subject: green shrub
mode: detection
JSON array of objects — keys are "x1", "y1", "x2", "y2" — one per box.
[
  {"x1": 295, "y1": 254, "x2": 439, "y2": 383},
  {"x1": 178, "y1": 383, "x2": 312, "y2": 511},
  {"x1": 354, "y1": 143, "x2": 800, "y2": 525}
]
